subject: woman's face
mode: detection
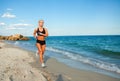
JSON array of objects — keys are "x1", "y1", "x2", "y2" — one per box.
[{"x1": 39, "y1": 20, "x2": 44, "y2": 27}]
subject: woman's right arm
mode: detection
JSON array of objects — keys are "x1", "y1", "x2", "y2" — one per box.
[{"x1": 33, "y1": 28, "x2": 37, "y2": 39}]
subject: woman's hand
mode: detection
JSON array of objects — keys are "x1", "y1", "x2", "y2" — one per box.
[
  {"x1": 40, "y1": 33, "x2": 47, "y2": 37},
  {"x1": 41, "y1": 28, "x2": 48, "y2": 37},
  {"x1": 34, "y1": 36, "x2": 37, "y2": 39},
  {"x1": 39, "y1": 33, "x2": 46, "y2": 37}
]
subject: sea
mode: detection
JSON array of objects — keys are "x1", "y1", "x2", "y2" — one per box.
[{"x1": 5, "y1": 35, "x2": 120, "y2": 79}]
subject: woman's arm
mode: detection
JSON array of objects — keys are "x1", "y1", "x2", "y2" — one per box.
[
  {"x1": 33, "y1": 28, "x2": 37, "y2": 38},
  {"x1": 42, "y1": 28, "x2": 48, "y2": 37}
]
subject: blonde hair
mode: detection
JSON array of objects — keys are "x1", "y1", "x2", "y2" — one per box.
[{"x1": 38, "y1": 20, "x2": 44, "y2": 23}]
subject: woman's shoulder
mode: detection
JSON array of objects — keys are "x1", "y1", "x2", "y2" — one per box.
[
  {"x1": 43, "y1": 27, "x2": 48, "y2": 30},
  {"x1": 34, "y1": 27, "x2": 39, "y2": 31}
]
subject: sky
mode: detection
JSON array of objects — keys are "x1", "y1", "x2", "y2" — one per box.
[{"x1": 0, "y1": 0, "x2": 120, "y2": 36}]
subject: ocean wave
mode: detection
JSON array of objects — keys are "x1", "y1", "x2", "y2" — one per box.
[
  {"x1": 93, "y1": 49, "x2": 120, "y2": 59},
  {"x1": 13, "y1": 41, "x2": 35, "y2": 47},
  {"x1": 14, "y1": 41, "x2": 19, "y2": 45},
  {"x1": 46, "y1": 47, "x2": 120, "y2": 74}
]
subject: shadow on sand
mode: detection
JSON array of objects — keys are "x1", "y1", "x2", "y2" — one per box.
[
  {"x1": 44, "y1": 56, "x2": 50, "y2": 63},
  {"x1": 56, "y1": 74, "x2": 70, "y2": 81},
  {"x1": 56, "y1": 74, "x2": 64, "y2": 81}
]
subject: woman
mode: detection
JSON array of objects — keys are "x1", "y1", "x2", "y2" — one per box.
[{"x1": 33, "y1": 20, "x2": 48, "y2": 67}]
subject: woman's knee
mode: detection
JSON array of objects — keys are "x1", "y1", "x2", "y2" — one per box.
[
  {"x1": 42, "y1": 45, "x2": 46, "y2": 51},
  {"x1": 38, "y1": 49, "x2": 42, "y2": 54}
]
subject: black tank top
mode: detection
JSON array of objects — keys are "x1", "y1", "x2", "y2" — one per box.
[{"x1": 37, "y1": 28, "x2": 45, "y2": 36}]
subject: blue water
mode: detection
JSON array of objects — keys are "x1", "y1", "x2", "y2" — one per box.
[{"x1": 5, "y1": 35, "x2": 120, "y2": 78}]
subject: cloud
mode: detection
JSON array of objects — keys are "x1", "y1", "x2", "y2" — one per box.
[
  {"x1": 6, "y1": 23, "x2": 33, "y2": 30},
  {"x1": 0, "y1": 22, "x2": 6, "y2": 26},
  {"x1": 1, "y1": 12, "x2": 16, "y2": 18},
  {"x1": 12, "y1": 23, "x2": 33, "y2": 27},
  {"x1": 7, "y1": 8, "x2": 13, "y2": 11},
  {"x1": 6, "y1": 27, "x2": 24, "y2": 30}
]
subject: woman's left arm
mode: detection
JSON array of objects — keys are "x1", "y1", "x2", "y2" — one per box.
[{"x1": 42, "y1": 28, "x2": 48, "y2": 37}]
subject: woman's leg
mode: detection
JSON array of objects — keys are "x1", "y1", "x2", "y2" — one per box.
[
  {"x1": 36, "y1": 43, "x2": 43, "y2": 63},
  {"x1": 41, "y1": 45, "x2": 46, "y2": 62}
]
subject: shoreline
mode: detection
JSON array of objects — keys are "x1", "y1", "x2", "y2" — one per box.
[{"x1": 0, "y1": 41, "x2": 120, "y2": 81}]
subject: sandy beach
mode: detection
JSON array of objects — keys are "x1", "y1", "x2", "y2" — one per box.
[
  {"x1": 0, "y1": 41, "x2": 47, "y2": 81},
  {"x1": 0, "y1": 41, "x2": 120, "y2": 81}
]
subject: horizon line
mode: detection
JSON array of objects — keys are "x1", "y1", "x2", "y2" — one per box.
[{"x1": 27, "y1": 34, "x2": 120, "y2": 37}]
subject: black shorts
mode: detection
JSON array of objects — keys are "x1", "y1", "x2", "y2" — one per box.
[{"x1": 36, "y1": 40, "x2": 46, "y2": 45}]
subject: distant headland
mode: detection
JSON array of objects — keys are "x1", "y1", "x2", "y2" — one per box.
[{"x1": 0, "y1": 34, "x2": 29, "y2": 41}]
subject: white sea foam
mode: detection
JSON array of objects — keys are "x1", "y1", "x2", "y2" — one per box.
[
  {"x1": 46, "y1": 47, "x2": 120, "y2": 74},
  {"x1": 14, "y1": 41, "x2": 19, "y2": 45}
]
